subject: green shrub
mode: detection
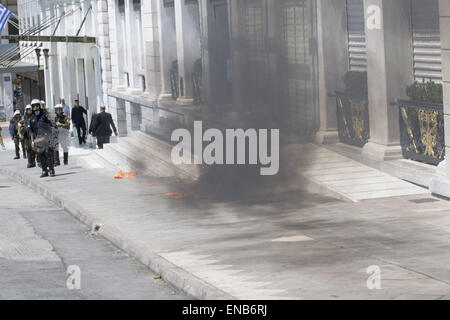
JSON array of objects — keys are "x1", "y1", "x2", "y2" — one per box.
[
  {"x1": 406, "y1": 80, "x2": 443, "y2": 103},
  {"x1": 343, "y1": 71, "x2": 368, "y2": 95}
]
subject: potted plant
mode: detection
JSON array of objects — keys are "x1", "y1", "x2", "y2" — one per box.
[
  {"x1": 396, "y1": 80, "x2": 444, "y2": 165},
  {"x1": 335, "y1": 71, "x2": 369, "y2": 147}
]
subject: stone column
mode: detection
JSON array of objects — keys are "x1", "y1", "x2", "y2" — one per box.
[
  {"x1": 315, "y1": 0, "x2": 348, "y2": 144},
  {"x1": 157, "y1": 0, "x2": 177, "y2": 101},
  {"x1": 49, "y1": 43, "x2": 61, "y2": 107},
  {"x1": 107, "y1": 0, "x2": 123, "y2": 90},
  {"x1": 362, "y1": 0, "x2": 414, "y2": 160},
  {"x1": 124, "y1": 0, "x2": 139, "y2": 91},
  {"x1": 76, "y1": 58, "x2": 87, "y2": 109},
  {"x1": 439, "y1": 0, "x2": 450, "y2": 177},
  {"x1": 174, "y1": 0, "x2": 201, "y2": 105},
  {"x1": 96, "y1": 0, "x2": 112, "y2": 104},
  {"x1": 68, "y1": 54, "x2": 78, "y2": 108},
  {"x1": 142, "y1": 0, "x2": 162, "y2": 97}
]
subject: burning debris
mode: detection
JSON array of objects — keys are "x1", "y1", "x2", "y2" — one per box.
[{"x1": 114, "y1": 171, "x2": 137, "y2": 179}]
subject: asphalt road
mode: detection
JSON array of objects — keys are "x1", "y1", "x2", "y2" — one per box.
[{"x1": 0, "y1": 173, "x2": 186, "y2": 300}]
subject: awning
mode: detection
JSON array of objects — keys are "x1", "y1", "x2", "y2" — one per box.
[{"x1": 0, "y1": 61, "x2": 38, "y2": 74}]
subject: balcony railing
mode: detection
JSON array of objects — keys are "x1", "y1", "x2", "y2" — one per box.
[
  {"x1": 395, "y1": 99, "x2": 445, "y2": 166},
  {"x1": 335, "y1": 91, "x2": 370, "y2": 148}
]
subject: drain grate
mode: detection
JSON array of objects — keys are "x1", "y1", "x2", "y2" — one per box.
[
  {"x1": 0, "y1": 186, "x2": 11, "y2": 189},
  {"x1": 409, "y1": 198, "x2": 440, "y2": 204}
]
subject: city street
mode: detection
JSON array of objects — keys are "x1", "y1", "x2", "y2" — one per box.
[
  {"x1": 3, "y1": 136, "x2": 450, "y2": 299},
  {"x1": 0, "y1": 172, "x2": 185, "y2": 300}
]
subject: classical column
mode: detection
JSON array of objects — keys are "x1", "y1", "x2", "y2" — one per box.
[
  {"x1": 124, "y1": 0, "x2": 139, "y2": 91},
  {"x1": 362, "y1": 0, "x2": 413, "y2": 160},
  {"x1": 315, "y1": 0, "x2": 348, "y2": 144},
  {"x1": 157, "y1": 0, "x2": 177, "y2": 101},
  {"x1": 439, "y1": 0, "x2": 450, "y2": 176},
  {"x1": 49, "y1": 43, "x2": 61, "y2": 107},
  {"x1": 76, "y1": 58, "x2": 86, "y2": 109},
  {"x1": 142, "y1": 0, "x2": 162, "y2": 97},
  {"x1": 68, "y1": 53, "x2": 78, "y2": 108},
  {"x1": 174, "y1": 0, "x2": 201, "y2": 105}
]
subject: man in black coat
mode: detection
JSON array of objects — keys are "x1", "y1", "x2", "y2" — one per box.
[
  {"x1": 71, "y1": 99, "x2": 87, "y2": 145},
  {"x1": 90, "y1": 105, "x2": 118, "y2": 149}
]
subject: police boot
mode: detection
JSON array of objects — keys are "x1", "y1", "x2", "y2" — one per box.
[
  {"x1": 64, "y1": 152, "x2": 69, "y2": 165},
  {"x1": 23, "y1": 150, "x2": 27, "y2": 159},
  {"x1": 49, "y1": 168, "x2": 55, "y2": 177},
  {"x1": 14, "y1": 150, "x2": 20, "y2": 160},
  {"x1": 54, "y1": 151, "x2": 61, "y2": 166},
  {"x1": 40, "y1": 169, "x2": 49, "y2": 178},
  {"x1": 27, "y1": 151, "x2": 35, "y2": 168}
]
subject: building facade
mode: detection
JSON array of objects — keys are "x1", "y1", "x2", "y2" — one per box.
[{"x1": 7, "y1": 0, "x2": 450, "y2": 191}]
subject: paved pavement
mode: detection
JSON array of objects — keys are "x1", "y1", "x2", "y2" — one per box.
[
  {"x1": 3, "y1": 137, "x2": 450, "y2": 299},
  {"x1": 0, "y1": 173, "x2": 184, "y2": 300}
]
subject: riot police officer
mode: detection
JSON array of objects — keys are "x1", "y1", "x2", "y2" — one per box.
[
  {"x1": 30, "y1": 101, "x2": 56, "y2": 178},
  {"x1": 19, "y1": 104, "x2": 36, "y2": 168},
  {"x1": 9, "y1": 110, "x2": 25, "y2": 160},
  {"x1": 54, "y1": 104, "x2": 70, "y2": 166}
]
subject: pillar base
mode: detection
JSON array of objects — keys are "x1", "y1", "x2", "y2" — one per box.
[
  {"x1": 159, "y1": 93, "x2": 174, "y2": 102},
  {"x1": 437, "y1": 159, "x2": 447, "y2": 176},
  {"x1": 315, "y1": 130, "x2": 339, "y2": 145},
  {"x1": 176, "y1": 97, "x2": 194, "y2": 106},
  {"x1": 362, "y1": 141, "x2": 402, "y2": 161}
]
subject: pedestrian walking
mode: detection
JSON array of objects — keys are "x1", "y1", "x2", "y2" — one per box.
[
  {"x1": 71, "y1": 99, "x2": 87, "y2": 145},
  {"x1": 60, "y1": 98, "x2": 70, "y2": 118},
  {"x1": 54, "y1": 104, "x2": 71, "y2": 165},
  {"x1": 9, "y1": 110, "x2": 25, "y2": 160},
  {"x1": 30, "y1": 102, "x2": 56, "y2": 178},
  {"x1": 90, "y1": 105, "x2": 118, "y2": 149}
]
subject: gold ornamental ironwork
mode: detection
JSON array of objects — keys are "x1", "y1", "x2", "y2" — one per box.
[{"x1": 418, "y1": 109, "x2": 439, "y2": 158}]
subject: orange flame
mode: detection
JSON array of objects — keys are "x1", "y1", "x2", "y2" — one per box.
[{"x1": 114, "y1": 171, "x2": 137, "y2": 179}]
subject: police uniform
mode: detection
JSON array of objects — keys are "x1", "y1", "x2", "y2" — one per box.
[
  {"x1": 55, "y1": 107, "x2": 70, "y2": 165},
  {"x1": 20, "y1": 106, "x2": 36, "y2": 168},
  {"x1": 31, "y1": 107, "x2": 56, "y2": 178},
  {"x1": 9, "y1": 111, "x2": 25, "y2": 160}
]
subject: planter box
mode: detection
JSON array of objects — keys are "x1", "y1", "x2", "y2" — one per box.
[
  {"x1": 396, "y1": 99, "x2": 445, "y2": 166},
  {"x1": 335, "y1": 91, "x2": 370, "y2": 148}
]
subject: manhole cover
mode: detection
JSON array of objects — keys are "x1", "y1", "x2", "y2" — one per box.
[{"x1": 409, "y1": 198, "x2": 440, "y2": 204}]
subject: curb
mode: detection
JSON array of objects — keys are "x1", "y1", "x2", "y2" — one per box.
[{"x1": 0, "y1": 167, "x2": 235, "y2": 300}]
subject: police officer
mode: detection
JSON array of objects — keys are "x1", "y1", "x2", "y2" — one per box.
[
  {"x1": 9, "y1": 110, "x2": 25, "y2": 160},
  {"x1": 54, "y1": 104, "x2": 70, "y2": 165},
  {"x1": 19, "y1": 104, "x2": 36, "y2": 168},
  {"x1": 30, "y1": 101, "x2": 56, "y2": 178},
  {"x1": 30, "y1": 100, "x2": 43, "y2": 167}
]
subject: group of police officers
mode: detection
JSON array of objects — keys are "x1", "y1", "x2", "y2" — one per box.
[{"x1": 9, "y1": 99, "x2": 70, "y2": 178}]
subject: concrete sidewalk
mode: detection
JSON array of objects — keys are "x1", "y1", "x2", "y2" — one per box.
[{"x1": 3, "y1": 140, "x2": 450, "y2": 299}]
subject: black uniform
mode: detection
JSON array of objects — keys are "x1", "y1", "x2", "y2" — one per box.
[
  {"x1": 32, "y1": 111, "x2": 56, "y2": 177},
  {"x1": 20, "y1": 113, "x2": 36, "y2": 167},
  {"x1": 71, "y1": 105, "x2": 87, "y2": 145},
  {"x1": 90, "y1": 111, "x2": 118, "y2": 149}
]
